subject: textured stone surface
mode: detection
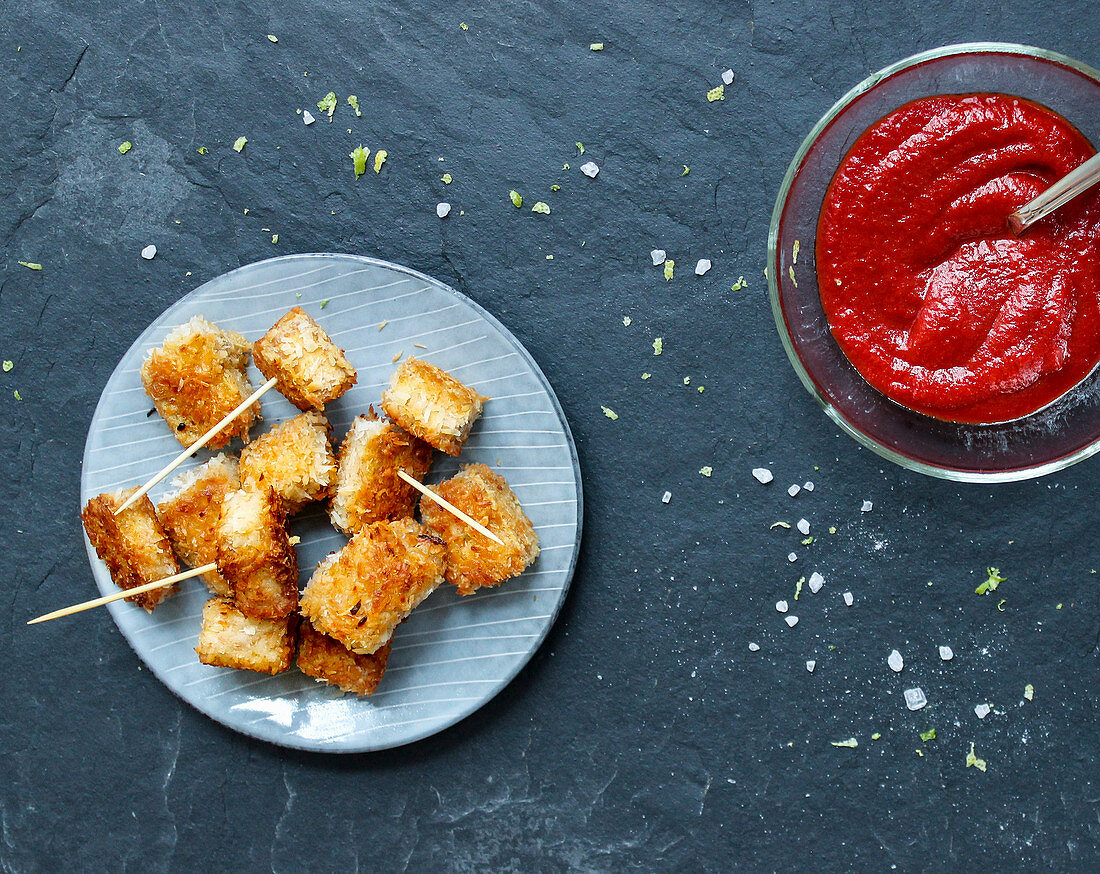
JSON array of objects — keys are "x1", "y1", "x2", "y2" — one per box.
[{"x1": 2, "y1": 1, "x2": 1099, "y2": 871}]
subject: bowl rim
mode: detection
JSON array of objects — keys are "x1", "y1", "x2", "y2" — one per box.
[{"x1": 767, "y1": 42, "x2": 1100, "y2": 483}]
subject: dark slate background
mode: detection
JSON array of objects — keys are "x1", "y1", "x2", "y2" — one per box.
[{"x1": 1, "y1": 1, "x2": 1097, "y2": 871}]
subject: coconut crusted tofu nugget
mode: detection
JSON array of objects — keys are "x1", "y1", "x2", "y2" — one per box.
[
  {"x1": 216, "y1": 486, "x2": 298, "y2": 619},
  {"x1": 81, "y1": 488, "x2": 180, "y2": 611},
  {"x1": 252, "y1": 307, "x2": 357, "y2": 410},
  {"x1": 140, "y1": 316, "x2": 258, "y2": 448},
  {"x1": 381, "y1": 357, "x2": 487, "y2": 456},
  {"x1": 300, "y1": 518, "x2": 445, "y2": 654},
  {"x1": 329, "y1": 411, "x2": 433, "y2": 535},
  {"x1": 420, "y1": 463, "x2": 540, "y2": 596},
  {"x1": 239, "y1": 410, "x2": 337, "y2": 514},
  {"x1": 296, "y1": 621, "x2": 391, "y2": 696},
  {"x1": 156, "y1": 454, "x2": 239, "y2": 597},
  {"x1": 195, "y1": 598, "x2": 296, "y2": 674}
]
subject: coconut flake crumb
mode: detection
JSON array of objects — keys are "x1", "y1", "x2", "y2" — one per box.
[
  {"x1": 650, "y1": 249, "x2": 667, "y2": 266},
  {"x1": 776, "y1": 600, "x2": 789, "y2": 614},
  {"x1": 888, "y1": 650, "x2": 904, "y2": 672},
  {"x1": 861, "y1": 500, "x2": 873, "y2": 513},
  {"x1": 843, "y1": 591, "x2": 854, "y2": 606},
  {"x1": 436, "y1": 202, "x2": 451, "y2": 218},
  {"x1": 661, "y1": 490, "x2": 672, "y2": 504},
  {"x1": 806, "y1": 660, "x2": 816, "y2": 673},
  {"x1": 141, "y1": 244, "x2": 157, "y2": 260},
  {"x1": 748, "y1": 642, "x2": 760, "y2": 652},
  {"x1": 788, "y1": 484, "x2": 801, "y2": 497},
  {"x1": 974, "y1": 703, "x2": 991, "y2": 719},
  {"x1": 1024, "y1": 683, "x2": 1034, "y2": 701},
  {"x1": 695, "y1": 258, "x2": 712, "y2": 276},
  {"x1": 808, "y1": 572, "x2": 824, "y2": 594},
  {"x1": 966, "y1": 742, "x2": 987, "y2": 772},
  {"x1": 831, "y1": 738, "x2": 858, "y2": 748},
  {"x1": 904, "y1": 688, "x2": 927, "y2": 711},
  {"x1": 699, "y1": 466, "x2": 713, "y2": 477},
  {"x1": 785, "y1": 615, "x2": 799, "y2": 628},
  {"x1": 797, "y1": 519, "x2": 810, "y2": 535},
  {"x1": 939, "y1": 645, "x2": 954, "y2": 661},
  {"x1": 580, "y1": 161, "x2": 599, "y2": 178},
  {"x1": 752, "y1": 468, "x2": 773, "y2": 484}
]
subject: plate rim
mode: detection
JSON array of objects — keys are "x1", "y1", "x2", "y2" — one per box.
[{"x1": 79, "y1": 252, "x2": 584, "y2": 753}]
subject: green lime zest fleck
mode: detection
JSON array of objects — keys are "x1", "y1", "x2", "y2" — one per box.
[
  {"x1": 1024, "y1": 684, "x2": 1034, "y2": 701},
  {"x1": 699, "y1": 466, "x2": 713, "y2": 477},
  {"x1": 641, "y1": 373, "x2": 651, "y2": 380},
  {"x1": 118, "y1": 141, "x2": 132, "y2": 154},
  {"x1": 871, "y1": 732, "x2": 881, "y2": 741},
  {"x1": 681, "y1": 165, "x2": 690, "y2": 176},
  {"x1": 707, "y1": 84, "x2": 725, "y2": 102},
  {"x1": 233, "y1": 136, "x2": 247, "y2": 153},
  {"x1": 531, "y1": 201, "x2": 550, "y2": 215},
  {"x1": 460, "y1": 22, "x2": 469, "y2": 30},
  {"x1": 197, "y1": 146, "x2": 208, "y2": 155},
  {"x1": 966, "y1": 742, "x2": 987, "y2": 772},
  {"x1": 793, "y1": 240, "x2": 801, "y2": 264},
  {"x1": 347, "y1": 95, "x2": 361, "y2": 117},
  {"x1": 794, "y1": 576, "x2": 804, "y2": 600},
  {"x1": 664, "y1": 259, "x2": 674, "y2": 281},
  {"x1": 975, "y1": 567, "x2": 1006, "y2": 596},
  {"x1": 576, "y1": 142, "x2": 585, "y2": 154},
  {"x1": 271, "y1": 234, "x2": 278, "y2": 244},
  {"x1": 18, "y1": 261, "x2": 42, "y2": 271},
  {"x1": 320, "y1": 299, "x2": 329, "y2": 309},
  {"x1": 550, "y1": 184, "x2": 560, "y2": 191},
  {"x1": 652, "y1": 337, "x2": 663, "y2": 356},
  {"x1": 830, "y1": 738, "x2": 858, "y2": 748},
  {"x1": 731, "y1": 275, "x2": 747, "y2": 291},
  {"x1": 442, "y1": 173, "x2": 453, "y2": 184},
  {"x1": 350, "y1": 145, "x2": 368, "y2": 179},
  {"x1": 562, "y1": 163, "x2": 570, "y2": 170},
  {"x1": 373, "y1": 149, "x2": 387, "y2": 173},
  {"x1": 788, "y1": 264, "x2": 797, "y2": 287},
  {"x1": 13, "y1": 390, "x2": 22, "y2": 400},
  {"x1": 2, "y1": 361, "x2": 12, "y2": 372},
  {"x1": 770, "y1": 522, "x2": 791, "y2": 530},
  {"x1": 601, "y1": 406, "x2": 618, "y2": 420},
  {"x1": 997, "y1": 599, "x2": 1006, "y2": 611},
  {"x1": 317, "y1": 91, "x2": 338, "y2": 120},
  {"x1": 801, "y1": 537, "x2": 814, "y2": 545},
  {"x1": 589, "y1": 42, "x2": 604, "y2": 51},
  {"x1": 509, "y1": 190, "x2": 523, "y2": 208},
  {"x1": 919, "y1": 728, "x2": 937, "y2": 742}
]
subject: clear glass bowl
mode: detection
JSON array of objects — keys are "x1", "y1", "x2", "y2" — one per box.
[{"x1": 768, "y1": 43, "x2": 1100, "y2": 482}]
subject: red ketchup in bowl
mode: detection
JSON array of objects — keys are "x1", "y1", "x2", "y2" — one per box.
[{"x1": 817, "y1": 93, "x2": 1100, "y2": 423}]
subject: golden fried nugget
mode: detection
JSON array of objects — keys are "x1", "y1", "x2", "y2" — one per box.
[
  {"x1": 296, "y1": 620, "x2": 391, "y2": 696},
  {"x1": 381, "y1": 357, "x2": 486, "y2": 456},
  {"x1": 252, "y1": 307, "x2": 357, "y2": 410},
  {"x1": 239, "y1": 410, "x2": 337, "y2": 514},
  {"x1": 157, "y1": 454, "x2": 239, "y2": 597},
  {"x1": 300, "y1": 518, "x2": 445, "y2": 654},
  {"x1": 81, "y1": 488, "x2": 180, "y2": 611},
  {"x1": 195, "y1": 598, "x2": 296, "y2": 674},
  {"x1": 216, "y1": 486, "x2": 298, "y2": 619},
  {"x1": 420, "y1": 463, "x2": 540, "y2": 596},
  {"x1": 140, "y1": 315, "x2": 258, "y2": 448},
  {"x1": 328, "y1": 411, "x2": 433, "y2": 535}
]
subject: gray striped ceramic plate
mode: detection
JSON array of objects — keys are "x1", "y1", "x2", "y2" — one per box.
[{"x1": 80, "y1": 254, "x2": 582, "y2": 752}]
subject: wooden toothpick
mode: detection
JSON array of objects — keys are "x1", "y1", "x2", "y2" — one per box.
[
  {"x1": 27, "y1": 562, "x2": 217, "y2": 625},
  {"x1": 397, "y1": 469, "x2": 504, "y2": 545},
  {"x1": 114, "y1": 377, "x2": 278, "y2": 515}
]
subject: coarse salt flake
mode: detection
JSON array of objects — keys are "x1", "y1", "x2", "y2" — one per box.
[
  {"x1": 842, "y1": 591, "x2": 854, "y2": 606},
  {"x1": 888, "y1": 650, "x2": 904, "y2": 672},
  {"x1": 808, "y1": 572, "x2": 824, "y2": 594},
  {"x1": 806, "y1": 660, "x2": 816, "y2": 673},
  {"x1": 302, "y1": 110, "x2": 316, "y2": 125},
  {"x1": 661, "y1": 491, "x2": 672, "y2": 504},
  {"x1": 861, "y1": 500, "x2": 873, "y2": 513},
  {"x1": 784, "y1": 615, "x2": 799, "y2": 628},
  {"x1": 974, "y1": 703, "x2": 991, "y2": 719},
  {"x1": 787, "y1": 552, "x2": 797, "y2": 563},
  {"x1": 748, "y1": 642, "x2": 760, "y2": 652},
  {"x1": 776, "y1": 600, "x2": 788, "y2": 613},
  {"x1": 939, "y1": 646, "x2": 954, "y2": 661},
  {"x1": 788, "y1": 484, "x2": 801, "y2": 497},
  {"x1": 436, "y1": 202, "x2": 451, "y2": 218},
  {"x1": 141, "y1": 245, "x2": 157, "y2": 260},
  {"x1": 803, "y1": 481, "x2": 814, "y2": 492},
  {"x1": 580, "y1": 161, "x2": 599, "y2": 178},
  {"x1": 699, "y1": 466, "x2": 713, "y2": 477},
  {"x1": 650, "y1": 249, "x2": 667, "y2": 266},
  {"x1": 695, "y1": 258, "x2": 712, "y2": 276},
  {"x1": 904, "y1": 687, "x2": 927, "y2": 711},
  {"x1": 721, "y1": 69, "x2": 734, "y2": 85},
  {"x1": 797, "y1": 519, "x2": 810, "y2": 535},
  {"x1": 752, "y1": 468, "x2": 773, "y2": 484}
]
